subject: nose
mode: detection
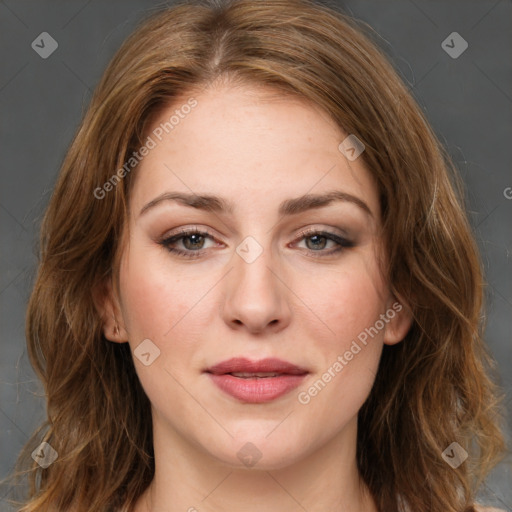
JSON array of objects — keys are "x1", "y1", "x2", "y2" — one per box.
[{"x1": 220, "y1": 238, "x2": 292, "y2": 335}]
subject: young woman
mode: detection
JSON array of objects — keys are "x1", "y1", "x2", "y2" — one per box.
[{"x1": 9, "y1": 0, "x2": 507, "y2": 510}]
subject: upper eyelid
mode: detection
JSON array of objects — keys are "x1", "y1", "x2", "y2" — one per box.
[
  {"x1": 161, "y1": 227, "x2": 351, "y2": 251},
  {"x1": 162, "y1": 226, "x2": 348, "y2": 241}
]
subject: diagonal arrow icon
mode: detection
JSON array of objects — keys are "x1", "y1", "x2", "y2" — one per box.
[
  {"x1": 134, "y1": 339, "x2": 161, "y2": 366},
  {"x1": 441, "y1": 441, "x2": 468, "y2": 468},
  {"x1": 441, "y1": 32, "x2": 468, "y2": 59},
  {"x1": 237, "y1": 442, "x2": 262, "y2": 467},
  {"x1": 31, "y1": 32, "x2": 58, "y2": 59},
  {"x1": 236, "y1": 236, "x2": 263, "y2": 263},
  {"x1": 338, "y1": 134, "x2": 365, "y2": 161},
  {"x1": 31, "y1": 441, "x2": 58, "y2": 468}
]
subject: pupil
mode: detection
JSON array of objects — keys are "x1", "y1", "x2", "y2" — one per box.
[
  {"x1": 307, "y1": 235, "x2": 326, "y2": 250},
  {"x1": 185, "y1": 234, "x2": 203, "y2": 249}
]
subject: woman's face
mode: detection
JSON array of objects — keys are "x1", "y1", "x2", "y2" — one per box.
[{"x1": 108, "y1": 83, "x2": 411, "y2": 470}]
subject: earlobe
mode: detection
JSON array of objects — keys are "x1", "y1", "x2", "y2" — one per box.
[
  {"x1": 92, "y1": 279, "x2": 129, "y2": 343},
  {"x1": 383, "y1": 296, "x2": 413, "y2": 346}
]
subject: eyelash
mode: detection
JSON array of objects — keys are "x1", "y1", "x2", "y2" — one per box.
[{"x1": 158, "y1": 227, "x2": 353, "y2": 259}]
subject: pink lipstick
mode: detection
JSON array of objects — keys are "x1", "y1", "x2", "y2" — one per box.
[{"x1": 205, "y1": 357, "x2": 309, "y2": 403}]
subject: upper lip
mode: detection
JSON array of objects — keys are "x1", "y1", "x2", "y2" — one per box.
[{"x1": 205, "y1": 357, "x2": 309, "y2": 375}]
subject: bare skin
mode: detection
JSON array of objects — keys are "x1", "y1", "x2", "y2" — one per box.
[{"x1": 99, "y1": 81, "x2": 413, "y2": 512}]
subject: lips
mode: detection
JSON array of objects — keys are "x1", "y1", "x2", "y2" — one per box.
[
  {"x1": 205, "y1": 357, "x2": 309, "y2": 403},
  {"x1": 205, "y1": 357, "x2": 309, "y2": 376}
]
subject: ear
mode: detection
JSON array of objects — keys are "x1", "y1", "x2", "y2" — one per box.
[
  {"x1": 383, "y1": 294, "x2": 413, "y2": 346},
  {"x1": 92, "y1": 278, "x2": 129, "y2": 343}
]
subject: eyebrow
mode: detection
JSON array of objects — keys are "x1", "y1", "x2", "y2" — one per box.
[{"x1": 139, "y1": 190, "x2": 373, "y2": 218}]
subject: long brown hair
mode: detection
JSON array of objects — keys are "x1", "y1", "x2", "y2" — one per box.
[{"x1": 7, "y1": 0, "x2": 506, "y2": 510}]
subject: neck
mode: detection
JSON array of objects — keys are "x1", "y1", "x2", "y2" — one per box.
[{"x1": 133, "y1": 414, "x2": 377, "y2": 512}]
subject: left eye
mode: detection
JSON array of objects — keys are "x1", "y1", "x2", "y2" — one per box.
[
  {"x1": 295, "y1": 232, "x2": 339, "y2": 251},
  {"x1": 291, "y1": 229, "x2": 353, "y2": 257},
  {"x1": 159, "y1": 229, "x2": 352, "y2": 259}
]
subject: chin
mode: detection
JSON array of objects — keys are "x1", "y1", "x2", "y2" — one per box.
[{"x1": 205, "y1": 432, "x2": 305, "y2": 471}]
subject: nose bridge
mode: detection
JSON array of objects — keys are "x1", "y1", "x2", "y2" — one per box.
[
  {"x1": 222, "y1": 233, "x2": 290, "y2": 332},
  {"x1": 232, "y1": 234, "x2": 279, "y2": 297}
]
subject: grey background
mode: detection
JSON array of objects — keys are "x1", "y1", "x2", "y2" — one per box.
[{"x1": 0, "y1": 0, "x2": 511, "y2": 509}]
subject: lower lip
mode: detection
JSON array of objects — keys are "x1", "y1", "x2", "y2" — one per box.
[{"x1": 207, "y1": 373, "x2": 307, "y2": 403}]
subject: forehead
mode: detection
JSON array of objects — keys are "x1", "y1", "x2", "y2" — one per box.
[{"x1": 130, "y1": 83, "x2": 379, "y2": 220}]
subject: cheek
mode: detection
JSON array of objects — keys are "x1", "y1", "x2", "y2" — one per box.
[
  {"x1": 293, "y1": 258, "x2": 386, "y2": 408},
  {"x1": 295, "y1": 275, "x2": 385, "y2": 438},
  {"x1": 117, "y1": 248, "x2": 205, "y2": 410},
  {"x1": 118, "y1": 242, "x2": 219, "y2": 389},
  {"x1": 119, "y1": 245, "x2": 202, "y2": 341},
  {"x1": 305, "y1": 257, "x2": 387, "y2": 346}
]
